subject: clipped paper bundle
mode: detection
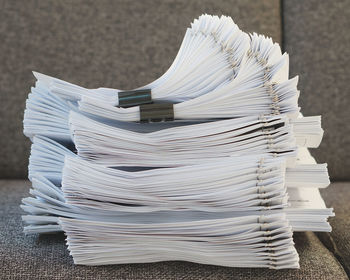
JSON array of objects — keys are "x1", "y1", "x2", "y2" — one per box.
[
  {"x1": 23, "y1": 15, "x2": 298, "y2": 140},
  {"x1": 21, "y1": 14, "x2": 333, "y2": 269}
]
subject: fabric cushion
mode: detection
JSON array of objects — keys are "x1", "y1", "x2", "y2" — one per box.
[
  {"x1": 319, "y1": 182, "x2": 350, "y2": 276},
  {"x1": 0, "y1": 0, "x2": 282, "y2": 178},
  {"x1": 283, "y1": 0, "x2": 350, "y2": 180},
  {"x1": 1, "y1": 180, "x2": 348, "y2": 279}
]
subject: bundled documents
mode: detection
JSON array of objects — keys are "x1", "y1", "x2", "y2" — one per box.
[{"x1": 21, "y1": 14, "x2": 333, "y2": 269}]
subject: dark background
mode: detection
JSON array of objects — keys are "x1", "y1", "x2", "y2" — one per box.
[{"x1": 0, "y1": 0, "x2": 349, "y2": 180}]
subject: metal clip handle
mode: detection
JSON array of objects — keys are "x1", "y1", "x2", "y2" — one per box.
[
  {"x1": 118, "y1": 89, "x2": 152, "y2": 108},
  {"x1": 140, "y1": 103, "x2": 174, "y2": 123}
]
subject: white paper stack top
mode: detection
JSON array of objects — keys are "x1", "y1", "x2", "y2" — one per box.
[
  {"x1": 77, "y1": 33, "x2": 298, "y2": 122},
  {"x1": 34, "y1": 15, "x2": 250, "y2": 104},
  {"x1": 23, "y1": 15, "x2": 300, "y2": 140},
  {"x1": 23, "y1": 14, "x2": 251, "y2": 140}
]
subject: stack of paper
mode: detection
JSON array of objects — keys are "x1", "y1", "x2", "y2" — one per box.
[
  {"x1": 22, "y1": 136, "x2": 332, "y2": 233},
  {"x1": 60, "y1": 214, "x2": 299, "y2": 268},
  {"x1": 24, "y1": 14, "x2": 250, "y2": 140},
  {"x1": 24, "y1": 17, "x2": 299, "y2": 138},
  {"x1": 21, "y1": 14, "x2": 333, "y2": 269}
]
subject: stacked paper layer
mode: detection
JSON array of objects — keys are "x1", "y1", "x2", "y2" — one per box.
[{"x1": 21, "y1": 14, "x2": 332, "y2": 269}]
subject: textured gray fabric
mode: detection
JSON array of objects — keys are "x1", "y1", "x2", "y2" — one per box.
[
  {"x1": 283, "y1": 0, "x2": 350, "y2": 180},
  {"x1": 1, "y1": 180, "x2": 348, "y2": 280},
  {"x1": 0, "y1": 0, "x2": 282, "y2": 178},
  {"x1": 319, "y1": 182, "x2": 350, "y2": 276}
]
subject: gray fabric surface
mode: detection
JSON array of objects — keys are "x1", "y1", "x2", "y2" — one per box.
[
  {"x1": 319, "y1": 182, "x2": 350, "y2": 276},
  {"x1": 283, "y1": 0, "x2": 350, "y2": 180},
  {"x1": 0, "y1": 0, "x2": 282, "y2": 179},
  {"x1": 1, "y1": 180, "x2": 348, "y2": 280}
]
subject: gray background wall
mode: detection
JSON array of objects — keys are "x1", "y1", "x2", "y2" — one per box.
[
  {"x1": 283, "y1": 0, "x2": 350, "y2": 181},
  {"x1": 0, "y1": 0, "x2": 348, "y2": 180}
]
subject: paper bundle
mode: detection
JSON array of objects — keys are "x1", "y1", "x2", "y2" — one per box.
[{"x1": 21, "y1": 14, "x2": 333, "y2": 269}]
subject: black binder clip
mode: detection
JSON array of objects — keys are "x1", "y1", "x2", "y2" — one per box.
[
  {"x1": 140, "y1": 103, "x2": 174, "y2": 123},
  {"x1": 118, "y1": 89, "x2": 152, "y2": 108}
]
